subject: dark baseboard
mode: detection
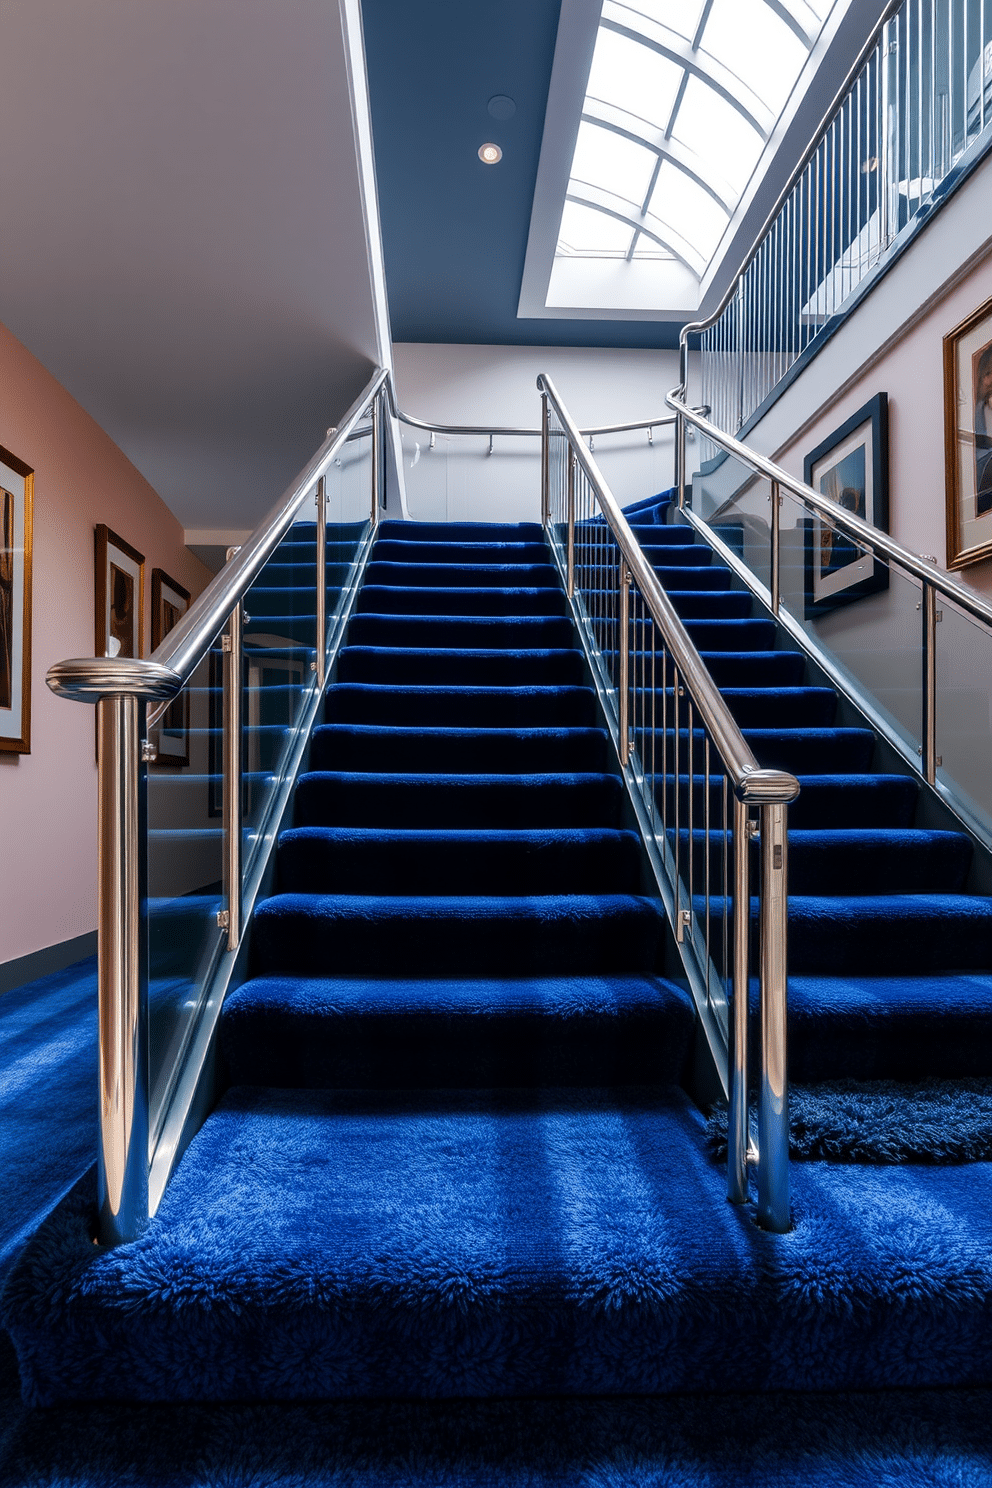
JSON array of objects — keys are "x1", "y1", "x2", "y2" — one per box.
[{"x1": 0, "y1": 932, "x2": 97, "y2": 997}]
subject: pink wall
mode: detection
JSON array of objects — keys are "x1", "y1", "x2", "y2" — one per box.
[
  {"x1": 0, "y1": 322, "x2": 211, "y2": 967},
  {"x1": 773, "y1": 248, "x2": 992, "y2": 599}
]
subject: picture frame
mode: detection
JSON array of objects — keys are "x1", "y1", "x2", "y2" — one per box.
[
  {"x1": 150, "y1": 568, "x2": 191, "y2": 767},
  {"x1": 0, "y1": 443, "x2": 34, "y2": 755},
  {"x1": 944, "y1": 293, "x2": 992, "y2": 570},
  {"x1": 803, "y1": 392, "x2": 889, "y2": 617},
  {"x1": 95, "y1": 525, "x2": 145, "y2": 660}
]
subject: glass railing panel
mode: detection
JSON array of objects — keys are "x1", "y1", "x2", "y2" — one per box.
[
  {"x1": 146, "y1": 637, "x2": 226, "y2": 1141},
  {"x1": 584, "y1": 427, "x2": 675, "y2": 509},
  {"x1": 935, "y1": 595, "x2": 992, "y2": 835},
  {"x1": 324, "y1": 423, "x2": 373, "y2": 526},
  {"x1": 240, "y1": 511, "x2": 320, "y2": 880},
  {"x1": 774, "y1": 488, "x2": 925, "y2": 760},
  {"x1": 694, "y1": 455, "x2": 773, "y2": 592},
  {"x1": 400, "y1": 428, "x2": 541, "y2": 523}
]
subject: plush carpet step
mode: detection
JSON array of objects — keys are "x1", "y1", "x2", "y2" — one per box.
[
  {"x1": 377, "y1": 520, "x2": 545, "y2": 543},
  {"x1": 676, "y1": 827, "x2": 972, "y2": 896},
  {"x1": 323, "y1": 683, "x2": 599, "y2": 727},
  {"x1": 250, "y1": 564, "x2": 357, "y2": 591},
  {"x1": 787, "y1": 774, "x2": 919, "y2": 828},
  {"x1": 698, "y1": 651, "x2": 807, "y2": 687},
  {"x1": 633, "y1": 544, "x2": 714, "y2": 568},
  {"x1": 246, "y1": 580, "x2": 354, "y2": 616},
  {"x1": 715, "y1": 893, "x2": 992, "y2": 974},
  {"x1": 635, "y1": 564, "x2": 733, "y2": 590},
  {"x1": 277, "y1": 826, "x2": 643, "y2": 895},
  {"x1": 251, "y1": 893, "x2": 666, "y2": 976},
  {"x1": 220, "y1": 973, "x2": 694, "y2": 1087},
  {"x1": 372, "y1": 540, "x2": 550, "y2": 565},
  {"x1": 337, "y1": 646, "x2": 587, "y2": 686},
  {"x1": 718, "y1": 687, "x2": 837, "y2": 728},
  {"x1": 309, "y1": 724, "x2": 609, "y2": 774},
  {"x1": 293, "y1": 771, "x2": 625, "y2": 828},
  {"x1": 665, "y1": 591, "x2": 753, "y2": 620},
  {"x1": 655, "y1": 727, "x2": 874, "y2": 775},
  {"x1": 12, "y1": 1083, "x2": 992, "y2": 1404},
  {"x1": 356, "y1": 584, "x2": 568, "y2": 617},
  {"x1": 346, "y1": 614, "x2": 576, "y2": 649},
  {"x1": 365, "y1": 562, "x2": 560, "y2": 589},
  {"x1": 786, "y1": 972, "x2": 992, "y2": 1079}
]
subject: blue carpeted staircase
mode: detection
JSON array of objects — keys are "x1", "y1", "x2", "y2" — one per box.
[{"x1": 8, "y1": 509, "x2": 992, "y2": 1419}]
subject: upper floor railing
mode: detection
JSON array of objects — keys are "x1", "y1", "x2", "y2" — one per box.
[
  {"x1": 539, "y1": 373, "x2": 799, "y2": 1233},
  {"x1": 688, "y1": 0, "x2": 992, "y2": 444}
]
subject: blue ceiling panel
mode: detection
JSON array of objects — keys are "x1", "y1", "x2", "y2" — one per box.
[{"x1": 362, "y1": 0, "x2": 682, "y2": 348}]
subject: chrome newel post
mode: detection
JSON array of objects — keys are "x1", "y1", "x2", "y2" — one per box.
[
  {"x1": 728, "y1": 794, "x2": 750, "y2": 1204},
  {"x1": 922, "y1": 579, "x2": 938, "y2": 786},
  {"x1": 222, "y1": 600, "x2": 243, "y2": 952},
  {"x1": 618, "y1": 566, "x2": 631, "y2": 766},
  {"x1": 676, "y1": 411, "x2": 687, "y2": 512},
  {"x1": 566, "y1": 449, "x2": 576, "y2": 599},
  {"x1": 371, "y1": 392, "x2": 382, "y2": 526},
  {"x1": 540, "y1": 392, "x2": 550, "y2": 527},
  {"x1": 770, "y1": 479, "x2": 781, "y2": 616},
  {"x1": 96, "y1": 692, "x2": 149, "y2": 1246},
  {"x1": 315, "y1": 477, "x2": 327, "y2": 691},
  {"x1": 757, "y1": 802, "x2": 790, "y2": 1232}
]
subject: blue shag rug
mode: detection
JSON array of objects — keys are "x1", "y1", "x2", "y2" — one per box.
[{"x1": 709, "y1": 1078, "x2": 992, "y2": 1163}]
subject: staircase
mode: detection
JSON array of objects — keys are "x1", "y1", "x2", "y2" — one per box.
[{"x1": 7, "y1": 512, "x2": 992, "y2": 1412}]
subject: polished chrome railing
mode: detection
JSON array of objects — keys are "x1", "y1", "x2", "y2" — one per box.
[
  {"x1": 47, "y1": 365, "x2": 389, "y2": 1245},
  {"x1": 539, "y1": 373, "x2": 799, "y2": 1233},
  {"x1": 688, "y1": 0, "x2": 992, "y2": 447},
  {"x1": 666, "y1": 391, "x2": 992, "y2": 810}
]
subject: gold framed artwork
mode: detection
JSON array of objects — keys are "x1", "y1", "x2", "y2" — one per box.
[
  {"x1": 150, "y1": 568, "x2": 191, "y2": 767},
  {"x1": 944, "y1": 292, "x2": 992, "y2": 570},
  {"x1": 0, "y1": 443, "x2": 34, "y2": 754},
  {"x1": 95, "y1": 525, "x2": 145, "y2": 660}
]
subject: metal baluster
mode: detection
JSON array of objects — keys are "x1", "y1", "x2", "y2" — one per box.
[
  {"x1": 619, "y1": 565, "x2": 631, "y2": 765},
  {"x1": 541, "y1": 393, "x2": 550, "y2": 527},
  {"x1": 96, "y1": 691, "x2": 150, "y2": 1245},
  {"x1": 770, "y1": 478, "x2": 781, "y2": 616},
  {"x1": 222, "y1": 593, "x2": 243, "y2": 952},
  {"x1": 922, "y1": 578, "x2": 938, "y2": 785},
  {"x1": 758, "y1": 803, "x2": 790, "y2": 1233},
  {"x1": 371, "y1": 392, "x2": 382, "y2": 526},
  {"x1": 315, "y1": 477, "x2": 327, "y2": 690},
  {"x1": 567, "y1": 449, "x2": 576, "y2": 598},
  {"x1": 728, "y1": 793, "x2": 749, "y2": 1206}
]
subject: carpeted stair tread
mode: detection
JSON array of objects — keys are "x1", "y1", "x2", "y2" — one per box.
[
  {"x1": 786, "y1": 973, "x2": 992, "y2": 1079},
  {"x1": 294, "y1": 771, "x2": 625, "y2": 828},
  {"x1": 377, "y1": 520, "x2": 545, "y2": 542},
  {"x1": 337, "y1": 645, "x2": 587, "y2": 686},
  {"x1": 365, "y1": 562, "x2": 560, "y2": 588},
  {"x1": 346, "y1": 614, "x2": 576, "y2": 649},
  {"x1": 12, "y1": 1082, "x2": 992, "y2": 1404},
  {"x1": 252, "y1": 892, "x2": 666, "y2": 975},
  {"x1": 219, "y1": 974, "x2": 695, "y2": 1087},
  {"x1": 324, "y1": 683, "x2": 599, "y2": 727},
  {"x1": 372, "y1": 540, "x2": 551, "y2": 565},
  {"x1": 698, "y1": 651, "x2": 808, "y2": 686},
  {"x1": 357, "y1": 584, "x2": 569, "y2": 616},
  {"x1": 309, "y1": 724, "x2": 609, "y2": 774},
  {"x1": 658, "y1": 726, "x2": 875, "y2": 774},
  {"x1": 718, "y1": 687, "x2": 837, "y2": 728},
  {"x1": 277, "y1": 826, "x2": 642, "y2": 894},
  {"x1": 787, "y1": 774, "x2": 920, "y2": 828}
]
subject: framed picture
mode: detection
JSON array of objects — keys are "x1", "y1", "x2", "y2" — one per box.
[
  {"x1": 150, "y1": 569, "x2": 191, "y2": 767},
  {"x1": 944, "y1": 294, "x2": 992, "y2": 569},
  {"x1": 803, "y1": 393, "x2": 889, "y2": 617},
  {"x1": 95, "y1": 525, "x2": 145, "y2": 660},
  {"x1": 0, "y1": 443, "x2": 34, "y2": 754}
]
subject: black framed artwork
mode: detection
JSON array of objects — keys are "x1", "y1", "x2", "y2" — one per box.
[{"x1": 803, "y1": 393, "x2": 889, "y2": 618}]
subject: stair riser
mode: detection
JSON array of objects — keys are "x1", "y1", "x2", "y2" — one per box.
[
  {"x1": 308, "y1": 726, "x2": 609, "y2": 775},
  {"x1": 323, "y1": 685, "x2": 599, "y2": 728},
  {"x1": 294, "y1": 774, "x2": 625, "y2": 829}
]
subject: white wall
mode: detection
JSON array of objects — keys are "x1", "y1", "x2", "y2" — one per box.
[{"x1": 391, "y1": 344, "x2": 683, "y2": 523}]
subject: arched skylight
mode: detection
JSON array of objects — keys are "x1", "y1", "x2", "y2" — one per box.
[{"x1": 557, "y1": 0, "x2": 836, "y2": 275}]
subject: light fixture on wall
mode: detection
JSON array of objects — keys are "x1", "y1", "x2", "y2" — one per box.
[{"x1": 478, "y1": 143, "x2": 502, "y2": 164}]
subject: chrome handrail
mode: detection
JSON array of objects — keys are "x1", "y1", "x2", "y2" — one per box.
[
  {"x1": 539, "y1": 372, "x2": 798, "y2": 1232},
  {"x1": 387, "y1": 378, "x2": 709, "y2": 440},
  {"x1": 666, "y1": 389, "x2": 992, "y2": 785}
]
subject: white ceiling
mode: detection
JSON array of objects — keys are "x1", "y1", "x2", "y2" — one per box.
[{"x1": 0, "y1": 0, "x2": 385, "y2": 532}]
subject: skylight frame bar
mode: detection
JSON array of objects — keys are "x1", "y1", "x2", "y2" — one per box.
[
  {"x1": 601, "y1": 12, "x2": 775, "y2": 138},
  {"x1": 564, "y1": 188, "x2": 707, "y2": 273},
  {"x1": 763, "y1": 0, "x2": 818, "y2": 48},
  {"x1": 582, "y1": 104, "x2": 737, "y2": 213}
]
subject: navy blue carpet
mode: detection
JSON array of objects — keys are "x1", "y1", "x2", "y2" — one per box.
[{"x1": 6, "y1": 508, "x2": 992, "y2": 1481}]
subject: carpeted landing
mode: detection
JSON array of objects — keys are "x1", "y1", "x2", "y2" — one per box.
[{"x1": 7, "y1": 513, "x2": 992, "y2": 1432}]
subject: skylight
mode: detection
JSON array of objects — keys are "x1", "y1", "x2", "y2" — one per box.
[{"x1": 556, "y1": 0, "x2": 837, "y2": 276}]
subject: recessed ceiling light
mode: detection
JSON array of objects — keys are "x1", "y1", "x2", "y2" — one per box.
[{"x1": 478, "y1": 143, "x2": 503, "y2": 164}]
